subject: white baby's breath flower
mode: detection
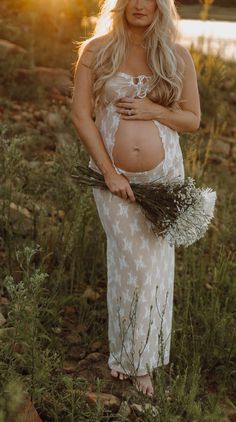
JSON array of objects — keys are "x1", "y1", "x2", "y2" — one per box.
[{"x1": 72, "y1": 165, "x2": 217, "y2": 248}]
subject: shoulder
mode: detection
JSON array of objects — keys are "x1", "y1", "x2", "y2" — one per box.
[
  {"x1": 173, "y1": 43, "x2": 197, "y2": 77},
  {"x1": 76, "y1": 34, "x2": 110, "y2": 71},
  {"x1": 82, "y1": 34, "x2": 111, "y2": 55},
  {"x1": 174, "y1": 43, "x2": 195, "y2": 65}
]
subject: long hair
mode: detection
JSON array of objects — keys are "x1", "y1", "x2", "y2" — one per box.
[{"x1": 76, "y1": 0, "x2": 185, "y2": 110}]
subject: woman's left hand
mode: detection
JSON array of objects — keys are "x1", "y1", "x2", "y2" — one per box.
[{"x1": 115, "y1": 96, "x2": 162, "y2": 120}]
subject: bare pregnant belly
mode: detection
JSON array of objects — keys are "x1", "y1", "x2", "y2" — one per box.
[{"x1": 112, "y1": 120, "x2": 165, "y2": 172}]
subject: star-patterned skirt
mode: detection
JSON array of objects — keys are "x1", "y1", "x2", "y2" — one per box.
[{"x1": 92, "y1": 160, "x2": 176, "y2": 377}]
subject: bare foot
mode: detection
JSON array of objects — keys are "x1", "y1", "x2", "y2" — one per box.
[
  {"x1": 132, "y1": 373, "x2": 154, "y2": 397},
  {"x1": 110, "y1": 368, "x2": 129, "y2": 380}
]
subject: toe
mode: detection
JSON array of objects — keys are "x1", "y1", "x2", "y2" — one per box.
[
  {"x1": 143, "y1": 386, "x2": 147, "y2": 395},
  {"x1": 147, "y1": 387, "x2": 154, "y2": 397},
  {"x1": 111, "y1": 369, "x2": 118, "y2": 378}
]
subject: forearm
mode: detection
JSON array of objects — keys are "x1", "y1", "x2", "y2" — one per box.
[
  {"x1": 72, "y1": 115, "x2": 117, "y2": 176},
  {"x1": 152, "y1": 103, "x2": 200, "y2": 133}
]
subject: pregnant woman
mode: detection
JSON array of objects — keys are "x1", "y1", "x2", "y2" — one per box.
[{"x1": 72, "y1": 0, "x2": 200, "y2": 397}]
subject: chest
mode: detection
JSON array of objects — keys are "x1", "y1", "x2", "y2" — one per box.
[
  {"x1": 102, "y1": 73, "x2": 152, "y2": 103},
  {"x1": 119, "y1": 47, "x2": 152, "y2": 77}
]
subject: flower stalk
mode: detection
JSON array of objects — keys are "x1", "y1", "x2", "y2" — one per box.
[{"x1": 71, "y1": 163, "x2": 217, "y2": 248}]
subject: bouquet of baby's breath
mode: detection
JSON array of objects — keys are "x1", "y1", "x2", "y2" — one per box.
[{"x1": 71, "y1": 164, "x2": 217, "y2": 247}]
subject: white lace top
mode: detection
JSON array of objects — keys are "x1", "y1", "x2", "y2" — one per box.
[{"x1": 88, "y1": 71, "x2": 184, "y2": 180}]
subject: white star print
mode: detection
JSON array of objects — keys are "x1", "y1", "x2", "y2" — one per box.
[
  {"x1": 118, "y1": 203, "x2": 129, "y2": 217},
  {"x1": 137, "y1": 323, "x2": 145, "y2": 337},
  {"x1": 119, "y1": 255, "x2": 128, "y2": 270},
  {"x1": 130, "y1": 218, "x2": 141, "y2": 236},
  {"x1": 123, "y1": 237, "x2": 133, "y2": 254},
  {"x1": 140, "y1": 236, "x2": 150, "y2": 251},
  {"x1": 139, "y1": 290, "x2": 148, "y2": 305},
  {"x1": 143, "y1": 274, "x2": 152, "y2": 287},
  {"x1": 108, "y1": 251, "x2": 115, "y2": 267},
  {"x1": 127, "y1": 272, "x2": 138, "y2": 287},
  {"x1": 123, "y1": 289, "x2": 131, "y2": 305},
  {"x1": 144, "y1": 342, "x2": 150, "y2": 354},
  {"x1": 110, "y1": 283, "x2": 117, "y2": 299},
  {"x1": 113, "y1": 220, "x2": 123, "y2": 235},
  {"x1": 151, "y1": 253, "x2": 158, "y2": 266},
  {"x1": 135, "y1": 255, "x2": 146, "y2": 271},
  {"x1": 159, "y1": 283, "x2": 165, "y2": 296},
  {"x1": 113, "y1": 268, "x2": 119, "y2": 279},
  {"x1": 144, "y1": 306, "x2": 151, "y2": 320},
  {"x1": 113, "y1": 269, "x2": 122, "y2": 287}
]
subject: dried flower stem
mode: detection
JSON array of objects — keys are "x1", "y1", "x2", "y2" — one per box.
[{"x1": 71, "y1": 164, "x2": 217, "y2": 247}]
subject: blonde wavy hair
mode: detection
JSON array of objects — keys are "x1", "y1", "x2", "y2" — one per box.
[{"x1": 76, "y1": 0, "x2": 185, "y2": 110}]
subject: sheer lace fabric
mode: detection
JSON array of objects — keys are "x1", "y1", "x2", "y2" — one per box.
[{"x1": 90, "y1": 72, "x2": 185, "y2": 375}]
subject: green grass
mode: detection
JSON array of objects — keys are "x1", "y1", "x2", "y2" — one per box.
[{"x1": 0, "y1": 128, "x2": 235, "y2": 420}]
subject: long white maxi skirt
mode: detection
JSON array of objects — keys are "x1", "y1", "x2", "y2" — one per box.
[{"x1": 92, "y1": 146, "x2": 185, "y2": 376}]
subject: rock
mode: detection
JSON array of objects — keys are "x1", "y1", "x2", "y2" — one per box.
[
  {"x1": 82, "y1": 286, "x2": 100, "y2": 301},
  {"x1": 85, "y1": 352, "x2": 105, "y2": 363},
  {"x1": 9, "y1": 202, "x2": 32, "y2": 219},
  {"x1": 16, "y1": 67, "x2": 72, "y2": 95},
  {"x1": 131, "y1": 402, "x2": 159, "y2": 417},
  {"x1": 33, "y1": 110, "x2": 43, "y2": 120},
  {"x1": 11, "y1": 113, "x2": 23, "y2": 122},
  {"x1": 51, "y1": 326, "x2": 62, "y2": 334},
  {"x1": 0, "y1": 201, "x2": 33, "y2": 236},
  {"x1": 85, "y1": 392, "x2": 121, "y2": 413},
  {"x1": 49, "y1": 87, "x2": 67, "y2": 100},
  {"x1": 118, "y1": 400, "x2": 132, "y2": 417},
  {"x1": 130, "y1": 403, "x2": 143, "y2": 415},
  {"x1": 11, "y1": 103, "x2": 22, "y2": 111},
  {"x1": 21, "y1": 111, "x2": 34, "y2": 120},
  {"x1": 0, "y1": 39, "x2": 27, "y2": 56},
  {"x1": 64, "y1": 333, "x2": 81, "y2": 345},
  {"x1": 63, "y1": 360, "x2": 79, "y2": 373},
  {"x1": 76, "y1": 358, "x2": 88, "y2": 371},
  {"x1": 67, "y1": 346, "x2": 86, "y2": 361}
]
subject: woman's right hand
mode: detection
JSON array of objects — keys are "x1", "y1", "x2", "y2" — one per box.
[{"x1": 104, "y1": 172, "x2": 136, "y2": 202}]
